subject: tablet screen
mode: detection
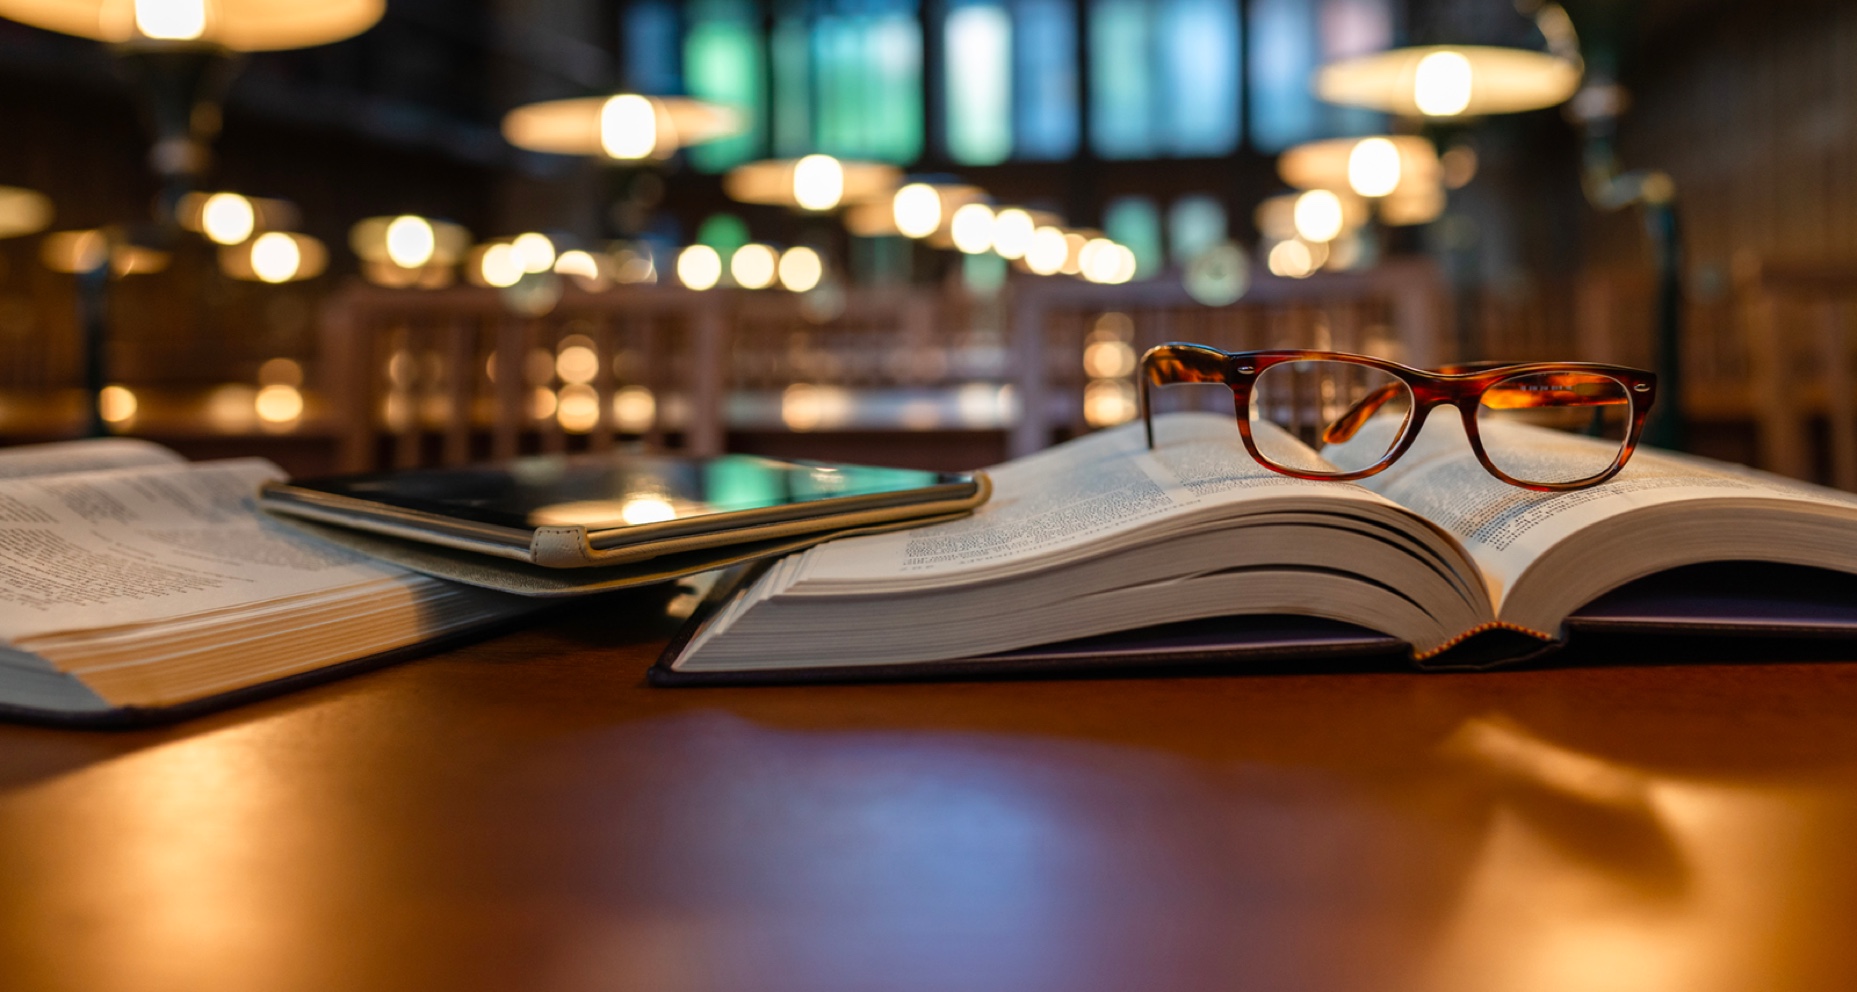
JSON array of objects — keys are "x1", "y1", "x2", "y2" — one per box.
[{"x1": 286, "y1": 452, "x2": 971, "y2": 534}]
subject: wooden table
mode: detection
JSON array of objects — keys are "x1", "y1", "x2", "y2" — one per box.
[{"x1": 5, "y1": 607, "x2": 1857, "y2": 992}]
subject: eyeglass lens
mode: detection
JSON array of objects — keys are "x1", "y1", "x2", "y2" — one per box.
[
  {"x1": 1249, "y1": 359, "x2": 1413, "y2": 475},
  {"x1": 1474, "y1": 372, "x2": 1633, "y2": 484}
]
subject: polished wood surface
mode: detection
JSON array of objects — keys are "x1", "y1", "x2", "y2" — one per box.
[{"x1": 5, "y1": 609, "x2": 1857, "y2": 991}]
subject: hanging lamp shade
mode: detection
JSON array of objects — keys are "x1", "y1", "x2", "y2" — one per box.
[
  {"x1": 1277, "y1": 135, "x2": 1440, "y2": 199},
  {"x1": 501, "y1": 95, "x2": 743, "y2": 162},
  {"x1": 1315, "y1": 45, "x2": 1581, "y2": 118},
  {"x1": 0, "y1": 0, "x2": 384, "y2": 50},
  {"x1": 0, "y1": 186, "x2": 53, "y2": 239},
  {"x1": 723, "y1": 156, "x2": 901, "y2": 213}
]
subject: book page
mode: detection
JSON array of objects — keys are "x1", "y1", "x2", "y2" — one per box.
[
  {"x1": 1337, "y1": 414, "x2": 1857, "y2": 604},
  {"x1": 0, "y1": 458, "x2": 422, "y2": 644},
  {"x1": 0, "y1": 438, "x2": 184, "y2": 481},
  {"x1": 789, "y1": 412, "x2": 1384, "y2": 590}
]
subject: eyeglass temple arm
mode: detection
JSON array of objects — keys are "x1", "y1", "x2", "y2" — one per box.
[{"x1": 1139, "y1": 345, "x2": 1231, "y2": 449}]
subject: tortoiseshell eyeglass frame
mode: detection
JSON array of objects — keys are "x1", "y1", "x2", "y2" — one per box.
[{"x1": 1138, "y1": 344, "x2": 1659, "y2": 493}]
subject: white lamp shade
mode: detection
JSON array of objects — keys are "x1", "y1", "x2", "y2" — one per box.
[
  {"x1": 723, "y1": 158, "x2": 901, "y2": 212},
  {"x1": 0, "y1": 0, "x2": 385, "y2": 50},
  {"x1": 1315, "y1": 45, "x2": 1581, "y2": 117},
  {"x1": 501, "y1": 95, "x2": 742, "y2": 160},
  {"x1": 1277, "y1": 135, "x2": 1440, "y2": 198}
]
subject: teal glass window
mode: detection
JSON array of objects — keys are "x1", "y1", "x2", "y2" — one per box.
[
  {"x1": 1012, "y1": 0, "x2": 1079, "y2": 160},
  {"x1": 1091, "y1": 0, "x2": 1240, "y2": 159},
  {"x1": 944, "y1": 2, "x2": 1014, "y2": 165},
  {"x1": 684, "y1": 0, "x2": 766, "y2": 172},
  {"x1": 1249, "y1": 0, "x2": 1391, "y2": 151},
  {"x1": 816, "y1": 7, "x2": 923, "y2": 163},
  {"x1": 621, "y1": 0, "x2": 680, "y2": 95}
]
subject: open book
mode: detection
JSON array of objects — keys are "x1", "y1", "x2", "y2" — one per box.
[
  {"x1": 0, "y1": 439, "x2": 535, "y2": 722},
  {"x1": 657, "y1": 411, "x2": 1857, "y2": 680}
]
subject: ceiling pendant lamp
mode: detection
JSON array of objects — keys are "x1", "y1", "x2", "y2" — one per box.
[
  {"x1": 501, "y1": 94, "x2": 743, "y2": 162},
  {"x1": 1314, "y1": 3, "x2": 1582, "y2": 119}
]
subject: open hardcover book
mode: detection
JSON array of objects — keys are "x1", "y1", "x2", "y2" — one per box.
[
  {"x1": 0, "y1": 439, "x2": 536, "y2": 722},
  {"x1": 656, "y1": 411, "x2": 1857, "y2": 681}
]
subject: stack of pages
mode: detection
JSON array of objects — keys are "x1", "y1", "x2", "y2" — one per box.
[{"x1": 0, "y1": 440, "x2": 532, "y2": 720}]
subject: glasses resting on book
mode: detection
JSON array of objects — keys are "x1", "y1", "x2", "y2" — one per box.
[{"x1": 1139, "y1": 344, "x2": 1658, "y2": 492}]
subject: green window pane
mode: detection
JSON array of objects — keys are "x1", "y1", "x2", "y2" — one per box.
[
  {"x1": 771, "y1": 17, "x2": 812, "y2": 157},
  {"x1": 685, "y1": 2, "x2": 766, "y2": 173},
  {"x1": 1089, "y1": 0, "x2": 1153, "y2": 159},
  {"x1": 697, "y1": 213, "x2": 750, "y2": 256},
  {"x1": 944, "y1": 4, "x2": 1013, "y2": 165}
]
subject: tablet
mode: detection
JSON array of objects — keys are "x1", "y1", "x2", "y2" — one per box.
[{"x1": 260, "y1": 452, "x2": 989, "y2": 569}]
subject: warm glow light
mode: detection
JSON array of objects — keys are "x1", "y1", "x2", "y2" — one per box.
[
  {"x1": 480, "y1": 243, "x2": 522, "y2": 287},
  {"x1": 1267, "y1": 239, "x2": 1317, "y2": 278},
  {"x1": 950, "y1": 203, "x2": 995, "y2": 254},
  {"x1": 555, "y1": 345, "x2": 599, "y2": 385},
  {"x1": 991, "y1": 208, "x2": 1034, "y2": 260},
  {"x1": 530, "y1": 387, "x2": 557, "y2": 420},
  {"x1": 1316, "y1": 45, "x2": 1579, "y2": 118},
  {"x1": 620, "y1": 496, "x2": 676, "y2": 526},
  {"x1": 730, "y1": 243, "x2": 778, "y2": 289},
  {"x1": 249, "y1": 231, "x2": 301, "y2": 283},
  {"x1": 511, "y1": 232, "x2": 556, "y2": 273},
  {"x1": 779, "y1": 383, "x2": 852, "y2": 432},
  {"x1": 1348, "y1": 137, "x2": 1403, "y2": 198},
  {"x1": 611, "y1": 386, "x2": 655, "y2": 432},
  {"x1": 384, "y1": 215, "x2": 436, "y2": 268},
  {"x1": 1061, "y1": 232, "x2": 1087, "y2": 274},
  {"x1": 777, "y1": 246, "x2": 823, "y2": 293},
  {"x1": 599, "y1": 93, "x2": 658, "y2": 159},
  {"x1": 1083, "y1": 379, "x2": 1136, "y2": 427},
  {"x1": 99, "y1": 385, "x2": 137, "y2": 424},
  {"x1": 0, "y1": 186, "x2": 53, "y2": 239},
  {"x1": 556, "y1": 383, "x2": 601, "y2": 433},
  {"x1": 1293, "y1": 190, "x2": 1345, "y2": 243},
  {"x1": 892, "y1": 183, "x2": 942, "y2": 238},
  {"x1": 135, "y1": 0, "x2": 207, "y2": 40},
  {"x1": 1025, "y1": 226, "x2": 1068, "y2": 275},
  {"x1": 254, "y1": 384, "x2": 303, "y2": 423},
  {"x1": 1079, "y1": 239, "x2": 1135, "y2": 284},
  {"x1": 2, "y1": 0, "x2": 382, "y2": 51},
  {"x1": 792, "y1": 154, "x2": 845, "y2": 212},
  {"x1": 199, "y1": 192, "x2": 254, "y2": 245},
  {"x1": 677, "y1": 245, "x2": 722, "y2": 290},
  {"x1": 1414, "y1": 50, "x2": 1475, "y2": 117},
  {"x1": 553, "y1": 248, "x2": 601, "y2": 281},
  {"x1": 1083, "y1": 339, "x2": 1137, "y2": 379}
]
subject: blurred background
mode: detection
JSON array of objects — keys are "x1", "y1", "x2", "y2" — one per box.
[{"x1": 0, "y1": 0, "x2": 1850, "y2": 483}]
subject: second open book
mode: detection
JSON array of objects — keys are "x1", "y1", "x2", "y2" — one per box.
[{"x1": 660, "y1": 410, "x2": 1857, "y2": 677}]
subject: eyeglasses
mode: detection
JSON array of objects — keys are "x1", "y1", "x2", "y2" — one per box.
[{"x1": 1138, "y1": 345, "x2": 1658, "y2": 492}]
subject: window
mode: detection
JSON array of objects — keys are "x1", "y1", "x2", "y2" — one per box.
[
  {"x1": 685, "y1": 0, "x2": 766, "y2": 172},
  {"x1": 1248, "y1": 0, "x2": 1391, "y2": 151},
  {"x1": 621, "y1": 0, "x2": 681, "y2": 96},
  {"x1": 944, "y1": 3, "x2": 1014, "y2": 164},
  {"x1": 1090, "y1": 0, "x2": 1240, "y2": 159},
  {"x1": 1012, "y1": 0, "x2": 1079, "y2": 159}
]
